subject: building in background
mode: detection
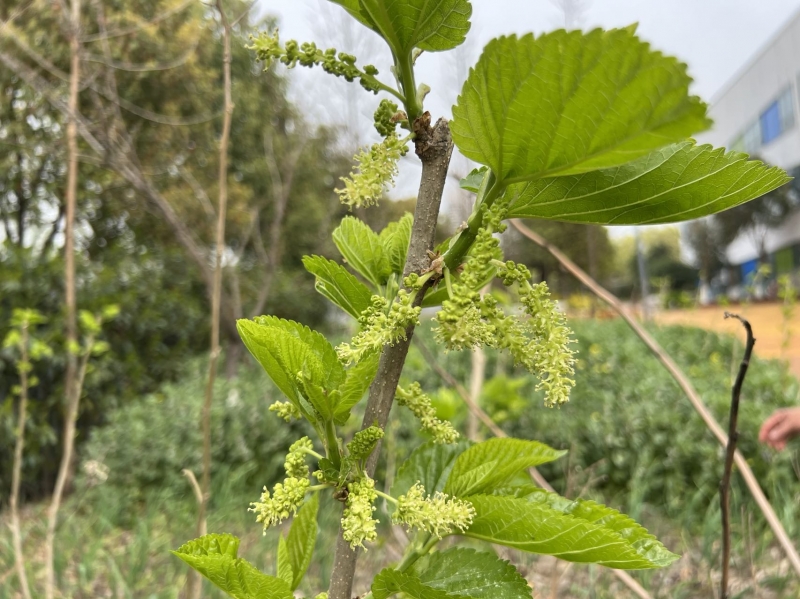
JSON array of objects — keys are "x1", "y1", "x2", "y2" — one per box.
[{"x1": 696, "y1": 7, "x2": 800, "y2": 295}]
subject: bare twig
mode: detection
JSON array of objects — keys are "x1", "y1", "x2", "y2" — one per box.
[
  {"x1": 510, "y1": 218, "x2": 800, "y2": 578},
  {"x1": 720, "y1": 313, "x2": 755, "y2": 599},
  {"x1": 10, "y1": 322, "x2": 33, "y2": 599},
  {"x1": 414, "y1": 337, "x2": 654, "y2": 599},
  {"x1": 192, "y1": 2, "x2": 233, "y2": 598},
  {"x1": 327, "y1": 114, "x2": 453, "y2": 599},
  {"x1": 182, "y1": 470, "x2": 206, "y2": 525},
  {"x1": 45, "y1": 1, "x2": 81, "y2": 595}
]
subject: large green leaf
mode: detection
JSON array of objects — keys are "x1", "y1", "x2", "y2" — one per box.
[
  {"x1": 464, "y1": 493, "x2": 679, "y2": 569},
  {"x1": 354, "y1": 0, "x2": 472, "y2": 56},
  {"x1": 409, "y1": 548, "x2": 532, "y2": 599},
  {"x1": 451, "y1": 29, "x2": 710, "y2": 184},
  {"x1": 334, "y1": 351, "x2": 381, "y2": 425},
  {"x1": 286, "y1": 493, "x2": 319, "y2": 590},
  {"x1": 372, "y1": 568, "x2": 459, "y2": 599},
  {"x1": 379, "y1": 213, "x2": 413, "y2": 275},
  {"x1": 505, "y1": 142, "x2": 791, "y2": 224},
  {"x1": 249, "y1": 317, "x2": 345, "y2": 392},
  {"x1": 303, "y1": 255, "x2": 373, "y2": 319},
  {"x1": 237, "y1": 319, "x2": 300, "y2": 404},
  {"x1": 172, "y1": 534, "x2": 294, "y2": 599},
  {"x1": 276, "y1": 536, "x2": 293, "y2": 586},
  {"x1": 444, "y1": 438, "x2": 565, "y2": 497},
  {"x1": 333, "y1": 216, "x2": 392, "y2": 288},
  {"x1": 392, "y1": 439, "x2": 470, "y2": 497}
]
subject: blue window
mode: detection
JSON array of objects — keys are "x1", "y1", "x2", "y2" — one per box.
[{"x1": 761, "y1": 101, "x2": 781, "y2": 144}]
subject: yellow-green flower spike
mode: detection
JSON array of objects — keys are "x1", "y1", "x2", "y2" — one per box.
[
  {"x1": 249, "y1": 477, "x2": 309, "y2": 532},
  {"x1": 396, "y1": 383, "x2": 459, "y2": 444},
  {"x1": 392, "y1": 482, "x2": 475, "y2": 538},
  {"x1": 341, "y1": 475, "x2": 379, "y2": 550},
  {"x1": 347, "y1": 426, "x2": 385, "y2": 460},
  {"x1": 269, "y1": 400, "x2": 301, "y2": 422},
  {"x1": 337, "y1": 292, "x2": 421, "y2": 365},
  {"x1": 336, "y1": 134, "x2": 409, "y2": 209}
]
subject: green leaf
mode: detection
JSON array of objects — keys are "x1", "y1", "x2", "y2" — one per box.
[
  {"x1": 334, "y1": 351, "x2": 381, "y2": 425},
  {"x1": 451, "y1": 29, "x2": 710, "y2": 184},
  {"x1": 355, "y1": 0, "x2": 472, "y2": 56},
  {"x1": 464, "y1": 493, "x2": 679, "y2": 569},
  {"x1": 392, "y1": 439, "x2": 471, "y2": 497},
  {"x1": 333, "y1": 216, "x2": 392, "y2": 288},
  {"x1": 172, "y1": 534, "x2": 294, "y2": 599},
  {"x1": 409, "y1": 548, "x2": 532, "y2": 599},
  {"x1": 276, "y1": 536, "x2": 293, "y2": 586},
  {"x1": 286, "y1": 493, "x2": 319, "y2": 590},
  {"x1": 459, "y1": 167, "x2": 488, "y2": 193},
  {"x1": 303, "y1": 255, "x2": 373, "y2": 319},
  {"x1": 505, "y1": 141, "x2": 792, "y2": 224},
  {"x1": 379, "y1": 213, "x2": 413, "y2": 275},
  {"x1": 444, "y1": 438, "x2": 565, "y2": 497},
  {"x1": 237, "y1": 319, "x2": 300, "y2": 405},
  {"x1": 372, "y1": 568, "x2": 459, "y2": 599}
]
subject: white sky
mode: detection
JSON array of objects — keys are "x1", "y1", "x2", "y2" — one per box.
[{"x1": 255, "y1": 0, "x2": 800, "y2": 237}]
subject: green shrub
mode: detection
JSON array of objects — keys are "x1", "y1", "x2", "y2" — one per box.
[{"x1": 77, "y1": 360, "x2": 303, "y2": 525}]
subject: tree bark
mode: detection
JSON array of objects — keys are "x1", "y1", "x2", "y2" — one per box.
[
  {"x1": 44, "y1": 1, "x2": 81, "y2": 595},
  {"x1": 327, "y1": 114, "x2": 453, "y2": 599}
]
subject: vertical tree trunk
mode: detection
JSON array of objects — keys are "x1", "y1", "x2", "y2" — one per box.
[
  {"x1": 44, "y1": 2, "x2": 80, "y2": 596},
  {"x1": 191, "y1": 3, "x2": 233, "y2": 597}
]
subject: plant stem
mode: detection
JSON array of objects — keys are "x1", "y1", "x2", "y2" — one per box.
[
  {"x1": 397, "y1": 52, "x2": 422, "y2": 121},
  {"x1": 45, "y1": 1, "x2": 80, "y2": 595},
  {"x1": 443, "y1": 173, "x2": 501, "y2": 271},
  {"x1": 193, "y1": 4, "x2": 232, "y2": 597},
  {"x1": 327, "y1": 114, "x2": 454, "y2": 599},
  {"x1": 373, "y1": 489, "x2": 398, "y2": 505},
  {"x1": 325, "y1": 419, "x2": 342, "y2": 470},
  {"x1": 299, "y1": 446, "x2": 325, "y2": 461},
  {"x1": 10, "y1": 322, "x2": 33, "y2": 599},
  {"x1": 719, "y1": 313, "x2": 755, "y2": 599}
]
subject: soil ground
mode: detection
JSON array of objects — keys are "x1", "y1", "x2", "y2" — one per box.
[{"x1": 654, "y1": 302, "x2": 800, "y2": 379}]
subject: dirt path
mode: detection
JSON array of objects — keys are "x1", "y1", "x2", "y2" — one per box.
[{"x1": 654, "y1": 302, "x2": 800, "y2": 379}]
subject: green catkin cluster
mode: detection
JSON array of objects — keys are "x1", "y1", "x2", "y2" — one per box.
[
  {"x1": 393, "y1": 482, "x2": 475, "y2": 538},
  {"x1": 314, "y1": 594, "x2": 329, "y2": 599},
  {"x1": 268, "y1": 400, "x2": 301, "y2": 422},
  {"x1": 337, "y1": 291, "x2": 421, "y2": 365},
  {"x1": 251, "y1": 31, "x2": 382, "y2": 94},
  {"x1": 336, "y1": 134, "x2": 409, "y2": 209},
  {"x1": 347, "y1": 425, "x2": 385, "y2": 460},
  {"x1": 374, "y1": 99, "x2": 403, "y2": 137},
  {"x1": 395, "y1": 383, "x2": 459, "y2": 444},
  {"x1": 341, "y1": 475, "x2": 379, "y2": 550},
  {"x1": 434, "y1": 200, "x2": 575, "y2": 407},
  {"x1": 250, "y1": 437, "x2": 313, "y2": 531}
]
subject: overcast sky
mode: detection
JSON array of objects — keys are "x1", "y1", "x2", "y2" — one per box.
[{"x1": 255, "y1": 0, "x2": 800, "y2": 232}]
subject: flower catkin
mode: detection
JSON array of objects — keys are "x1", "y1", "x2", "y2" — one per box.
[
  {"x1": 341, "y1": 475, "x2": 379, "y2": 550},
  {"x1": 268, "y1": 400, "x2": 301, "y2": 422},
  {"x1": 250, "y1": 437, "x2": 313, "y2": 532},
  {"x1": 396, "y1": 383, "x2": 459, "y2": 444},
  {"x1": 393, "y1": 482, "x2": 475, "y2": 538},
  {"x1": 347, "y1": 426, "x2": 385, "y2": 460},
  {"x1": 336, "y1": 134, "x2": 408, "y2": 209}
]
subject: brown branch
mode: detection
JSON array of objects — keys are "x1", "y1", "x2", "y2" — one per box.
[
  {"x1": 720, "y1": 313, "x2": 756, "y2": 599},
  {"x1": 327, "y1": 114, "x2": 453, "y2": 599},
  {"x1": 509, "y1": 218, "x2": 800, "y2": 577},
  {"x1": 44, "y1": 1, "x2": 81, "y2": 595},
  {"x1": 10, "y1": 322, "x2": 33, "y2": 599},
  {"x1": 192, "y1": 2, "x2": 233, "y2": 596}
]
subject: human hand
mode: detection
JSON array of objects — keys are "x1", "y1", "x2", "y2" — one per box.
[{"x1": 759, "y1": 407, "x2": 800, "y2": 450}]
